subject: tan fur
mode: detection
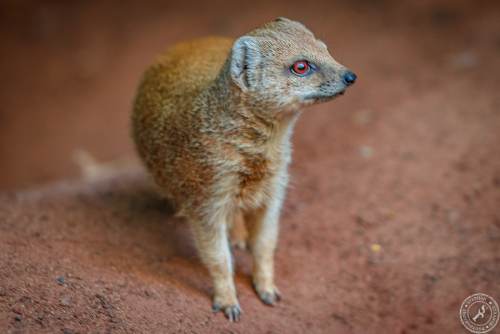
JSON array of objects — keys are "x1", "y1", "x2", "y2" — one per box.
[
  {"x1": 229, "y1": 210, "x2": 248, "y2": 249},
  {"x1": 132, "y1": 17, "x2": 355, "y2": 321}
]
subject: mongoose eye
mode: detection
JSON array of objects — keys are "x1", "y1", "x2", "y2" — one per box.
[{"x1": 291, "y1": 60, "x2": 311, "y2": 76}]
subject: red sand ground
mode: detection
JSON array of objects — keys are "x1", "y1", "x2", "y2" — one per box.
[{"x1": 1, "y1": 1, "x2": 499, "y2": 333}]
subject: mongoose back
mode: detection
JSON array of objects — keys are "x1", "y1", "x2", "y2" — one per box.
[{"x1": 132, "y1": 17, "x2": 356, "y2": 321}]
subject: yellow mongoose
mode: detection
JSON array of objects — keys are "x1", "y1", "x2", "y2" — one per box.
[{"x1": 132, "y1": 17, "x2": 356, "y2": 321}]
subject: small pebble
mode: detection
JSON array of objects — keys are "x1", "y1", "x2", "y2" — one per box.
[
  {"x1": 60, "y1": 296, "x2": 71, "y2": 306},
  {"x1": 15, "y1": 315, "x2": 22, "y2": 322},
  {"x1": 370, "y1": 243, "x2": 382, "y2": 253},
  {"x1": 56, "y1": 276, "x2": 65, "y2": 285},
  {"x1": 353, "y1": 109, "x2": 373, "y2": 125},
  {"x1": 359, "y1": 146, "x2": 374, "y2": 158}
]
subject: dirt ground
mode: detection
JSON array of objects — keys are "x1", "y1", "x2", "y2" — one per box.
[{"x1": 1, "y1": 0, "x2": 500, "y2": 333}]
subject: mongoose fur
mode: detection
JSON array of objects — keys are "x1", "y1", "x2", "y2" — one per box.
[{"x1": 132, "y1": 17, "x2": 356, "y2": 321}]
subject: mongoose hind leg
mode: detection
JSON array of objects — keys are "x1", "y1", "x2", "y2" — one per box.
[
  {"x1": 188, "y1": 210, "x2": 242, "y2": 321},
  {"x1": 229, "y1": 209, "x2": 248, "y2": 250},
  {"x1": 245, "y1": 205, "x2": 282, "y2": 306}
]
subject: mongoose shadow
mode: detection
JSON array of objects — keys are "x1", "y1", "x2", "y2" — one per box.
[{"x1": 80, "y1": 171, "x2": 251, "y2": 299}]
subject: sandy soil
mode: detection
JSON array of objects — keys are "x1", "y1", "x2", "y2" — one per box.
[{"x1": 1, "y1": 0, "x2": 500, "y2": 333}]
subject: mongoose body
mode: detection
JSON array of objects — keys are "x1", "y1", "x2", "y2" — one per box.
[
  {"x1": 133, "y1": 36, "x2": 282, "y2": 214},
  {"x1": 132, "y1": 18, "x2": 356, "y2": 321}
]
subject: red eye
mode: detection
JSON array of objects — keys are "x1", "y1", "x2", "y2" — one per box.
[{"x1": 291, "y1": 60, "x2": 310, "y2": 76}]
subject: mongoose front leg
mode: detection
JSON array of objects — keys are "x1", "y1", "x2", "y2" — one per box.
[
  {"x1": 246, "y1": 189, "x2": 285, "y2": 306},
  {"x1": 189, "y1": 211, "x2": 241, "y2": 321}
]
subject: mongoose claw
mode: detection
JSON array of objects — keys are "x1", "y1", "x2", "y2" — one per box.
[
  {"x1": 212, "y1": 303, "x2": 242, "y2": 322},
  {"x1": 225, "y1": 304, "x2": 242, "y2": 322},
  {"x1": 255, "y1": 286, "x2": 282, "y2": 306},
  {"x1": 212, "y1": 303, "x2": 221, "y2": 312}
]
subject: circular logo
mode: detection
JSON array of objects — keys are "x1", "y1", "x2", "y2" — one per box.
[{"x1": 460, "y1": 293, "x2": 499, "y2": 333}]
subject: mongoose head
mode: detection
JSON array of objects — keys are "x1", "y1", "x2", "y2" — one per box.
[{"x1": 230, "y1": 17, "x2": 356, "y2": 112}]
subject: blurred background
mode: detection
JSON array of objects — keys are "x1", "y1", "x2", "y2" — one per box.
[
  {"x1": 0, "y1": 1, "x2": 499, "y2": 333},
  {"x1": 1, "y1": 0, "x2": 498, "y2": 190}
]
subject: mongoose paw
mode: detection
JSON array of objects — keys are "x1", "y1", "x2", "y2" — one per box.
[
  {"x1": 254, "y1": 284, "x2": 281, "y2": 306},
  {"x1": 212, "y1": 302, "x2": 242, "y2": 322}
]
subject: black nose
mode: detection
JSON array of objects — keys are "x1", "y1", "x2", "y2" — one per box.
[{"x1": 342, "y1": 71, "x2": 357, "y2": 86}]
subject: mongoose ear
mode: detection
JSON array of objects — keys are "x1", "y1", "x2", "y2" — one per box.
[{"x1": 230, "y1": 36, "x2": 261, "y2": 91}]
